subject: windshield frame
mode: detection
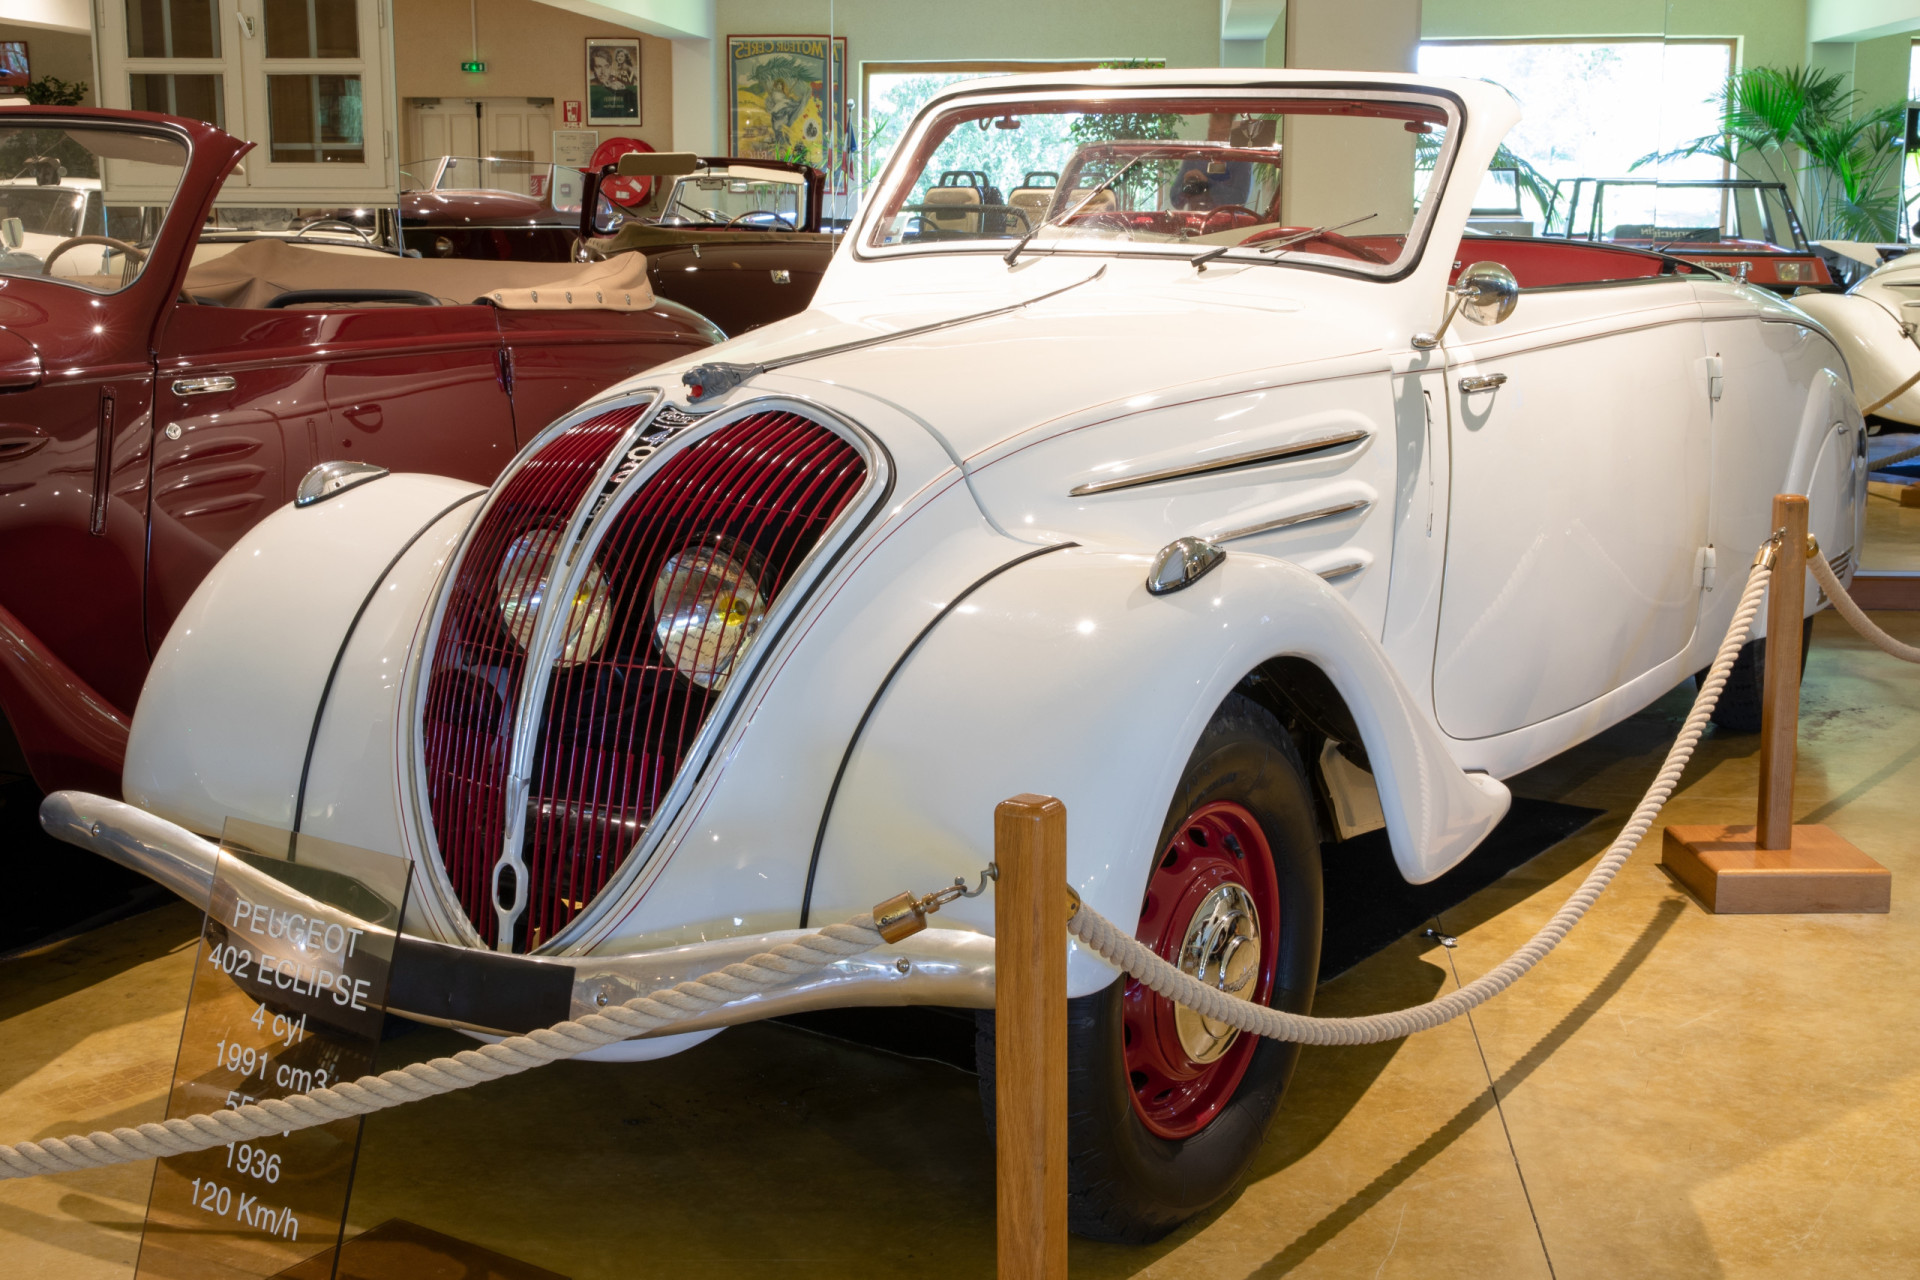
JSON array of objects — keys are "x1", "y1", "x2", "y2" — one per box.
[
  {"x1": 1571, "y1": 179, "x2": 1812, "y2": 254},
  {"x1": 853, "y1": 81, "x2": 1467, "y2": 283},
  {"x1": 660, "y1": 166, "x2": 807, "y2": 228},
  {"x1": 0, "y1": 115, "x2": 197, "y2": 297}
]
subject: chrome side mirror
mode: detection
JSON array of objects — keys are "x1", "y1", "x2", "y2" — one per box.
[
  {"x1": 1455, "y1": 261, "x2": 1519, "y2": 326},
  {"x1": 1413, "y1": 260, "x2": 1520, "y2": 349}
]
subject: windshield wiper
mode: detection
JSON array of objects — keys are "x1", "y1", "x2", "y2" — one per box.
[
  {"x1": 1190, "y1": 213, "x2": 1379, "y2": 271},
  {"x1": 1004, "y1": 155, "x2": 1150, "y2": 267}
]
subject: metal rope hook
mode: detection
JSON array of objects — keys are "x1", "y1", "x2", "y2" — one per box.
[{"x1": 872, "y1": 863, "x2": 998, "y2": 943}]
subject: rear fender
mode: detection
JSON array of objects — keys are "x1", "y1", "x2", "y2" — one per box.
[{"x1": 811, "y1": 548, "x2": 1510, "y2": 997}]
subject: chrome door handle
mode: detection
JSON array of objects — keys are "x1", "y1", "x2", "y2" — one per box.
[
  {"x1": 1458, "y1": 373, "x2": 1507, "y2": 393},
  {"x1": 172, "y1": 375, "x2": 236, "y2": 396}
]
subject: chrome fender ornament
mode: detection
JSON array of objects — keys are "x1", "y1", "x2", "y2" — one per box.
[{"x1": 1146, "y1": 536, "x2": 1225, "y2": 596}]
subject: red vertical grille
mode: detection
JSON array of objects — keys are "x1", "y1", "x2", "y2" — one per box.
[
  {"x1": 418, "y1": 405, "x2": 641, "y2": 944},
  {"x1": 513, "y1": 411, "x2": 867, "y2": 950}
]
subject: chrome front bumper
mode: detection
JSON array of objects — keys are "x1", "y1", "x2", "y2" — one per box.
[{"x1": 40, "y1": 791, "x2": 996, "y2": 1038}]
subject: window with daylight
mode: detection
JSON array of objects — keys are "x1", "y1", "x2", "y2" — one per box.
[
  {"x1": 862, "y1": 60, "x2": 1112, "y2": 192},
  {"x1": 1416, "y1": 39, "x2": 1734, "y2": 234}
]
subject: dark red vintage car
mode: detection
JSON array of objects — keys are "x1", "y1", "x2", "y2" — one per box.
[
  {"x1": 0, "y1": 107, "x2": 720, "y2": 798},
  {"x1": 389, "y1": 152, "x2": 835, "y2": 337},
  {"x1": 395, "y1": 156, "x2": 582, "y2": 262}
]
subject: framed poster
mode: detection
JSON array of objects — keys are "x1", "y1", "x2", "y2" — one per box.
[
  {"x1": 828, "y1": 36, "x2": 849, "y2": 193},
  {"x1": 586, "y1": 38, "x2": 640, "y2": 126},
  {"x1": 0, "y1": 42, "x2": 27, "y2": 90},
  {"x1": 728, "y1": 35, "x2": 839, "y2": 169}
]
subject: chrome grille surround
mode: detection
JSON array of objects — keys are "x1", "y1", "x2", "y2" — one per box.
[{"x1": 403, "y1": 391, "x2": 890, "y2": 954}]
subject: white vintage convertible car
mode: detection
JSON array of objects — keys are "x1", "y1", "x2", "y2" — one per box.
[
  {"x1": 46, "y1": 71, "x2": 1865, "y2": 1241},
  {"x1": 1794, "y1": 254, "x2": 1920, "y2": 428}
]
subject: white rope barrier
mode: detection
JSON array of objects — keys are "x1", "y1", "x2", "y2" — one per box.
[
  {"x1": 4, "y1": 536, "x2": 1906, "y2": 1178},
  {"x1": 1870, "y1": 438, "x2": 1920, "y2": 472},
  {"x1": 0, "y1": 916, "x2": 884, "y2": 1180},
  {"x1": 1068, "y1": 552, "x2": 1776, "y2": 1046},
  {"x1": 1811, "y1": 548, "x2": 1920, "y2": 663}
]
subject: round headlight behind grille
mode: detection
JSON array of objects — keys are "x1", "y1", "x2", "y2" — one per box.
[
  {"x1": 496, "y1": 528, "x2": 613, "y2": 667},
  {"x1": 650, "y1": 542, "x2": 767, "y2": 689}
]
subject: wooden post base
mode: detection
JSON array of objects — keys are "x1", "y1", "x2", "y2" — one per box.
[{"x1": 1662, "y1": 824, "x2": 1891, "y2": 914}]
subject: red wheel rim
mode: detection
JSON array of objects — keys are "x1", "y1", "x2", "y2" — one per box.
[{"x1": 1123, "y1": 800, "x2": 1281, "y2": 1140}]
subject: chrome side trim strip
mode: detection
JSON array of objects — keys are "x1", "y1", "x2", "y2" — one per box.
[
  {"x1": 1316, "y1": 559, "x2": 1366, "y2": 580},
  {"x1": 1214, "y1": 498, "x2": 1372, "y2": 543},
  {"x1": 1067, "y1": 427, "x2": 1370, "y2": 496}
]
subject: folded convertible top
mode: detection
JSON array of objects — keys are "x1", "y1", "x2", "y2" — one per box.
[{"x1": 181, "y1": 237, "x2": 654, "y2": 310}]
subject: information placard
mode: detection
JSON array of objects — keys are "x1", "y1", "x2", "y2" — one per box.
[{"x1": 135, "y1": 821, "x2": 412, "y2": 1280}]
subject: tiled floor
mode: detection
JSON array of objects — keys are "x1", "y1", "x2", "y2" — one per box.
[
  {"x1": 1863, "y1": 481, "x2": 1920, "y2": 570},
  {"x1": 3, "y1": 607, "x2": 1918, "y2": 1278}
]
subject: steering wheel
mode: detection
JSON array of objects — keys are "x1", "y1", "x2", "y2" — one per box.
[
  {"x1": 293, "y1": 217, "x2": 374, "y2": 246},
  {"x1": 44, "y1": 235, "x2": 147, "y2": 273},
  {"x1": 729, "y1": 210, "x2": 796, "y2": 229},
  {"x1": 1200, "y1": 204, "x2": 1258, "y2": 237},
  {"x1": 1240, "y1": 224, "x2": 1391, "y2": 264}
]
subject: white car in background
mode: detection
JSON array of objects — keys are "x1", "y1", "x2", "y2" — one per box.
[
  {"x1": 0, "y1": 170, "x2": 126, "y2": 278},
  {"x1": 1794, "y1": 254, "x2": 1920, "y2": 429},
  {"x1": 48, "y1": 70, "x2": 1866, "y2": 1242}
]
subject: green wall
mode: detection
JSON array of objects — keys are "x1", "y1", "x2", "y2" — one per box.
[
  {"x1": 712, "y1": 0, "x2": 1219, "y2": 70},
  {"x1": 1423, "y1": 0, "x2": 1812, "y2": 70}
]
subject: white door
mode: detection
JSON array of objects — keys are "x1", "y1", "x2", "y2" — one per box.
[
  {"x1": 1431, "y1": 281, "x2": 1711, "y2": 741},
  {"x1": 407, "y1": 100, "x2": 480, "y2": 165},
  {"x1": 481, "y1": 101, "x2": 553, "y2": 162},
  {"x1": 406, "y1": 99, "x2": 552, "y2": 167},
  {"x1": 94, "y1": 0, "x2": 396, "y2": 205}
]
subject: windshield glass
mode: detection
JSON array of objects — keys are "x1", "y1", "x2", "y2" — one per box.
[
  {"x1": 0, "y1": 123, "x2": 186, "y2": 293},
  {"x1": 1572, "y1": 182, "x2": 1807, "y2": 252},
  {"x1": 659, "y1": 170, "x2": 803, "y2": 228},
  {"x1": 866, "y1": 91, "x2": 1455, "y2": 275}
]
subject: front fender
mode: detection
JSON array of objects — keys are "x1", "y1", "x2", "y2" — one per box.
[
  {"x1": 125, "y1": 473, "x2": 482, "y2": 842},
  {"x1": 812, "y1": 548, "x2": 1509, "y2": 997}
]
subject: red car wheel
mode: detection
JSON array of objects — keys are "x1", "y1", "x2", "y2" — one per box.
[{"x1": 1123, "y1": 799, "x2": 1281, "y2": 1139}]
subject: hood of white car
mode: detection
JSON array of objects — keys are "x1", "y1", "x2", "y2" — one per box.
[{"x1": 683, "y1": 264, "x2": 1393, "y2": 466}]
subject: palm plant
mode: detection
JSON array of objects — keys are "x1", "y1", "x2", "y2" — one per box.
[
  {"x1": 1635, "y1": 65, "x2": 1907, "y2": 241},
  {"x1": 1415, "y1": 133, "x2": 1562, "y2": 227}
]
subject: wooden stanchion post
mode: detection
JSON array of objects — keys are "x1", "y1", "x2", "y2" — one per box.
[
  {"x1": 1757, "y1": 494, "x2": 1809, "y2": 850},
  {"x1": 995, "y1": 794, "x2": 1068, "y2": 1280},
  {"x1": 1662, "y1": 494, "x2": 1890, "y2": 913}
]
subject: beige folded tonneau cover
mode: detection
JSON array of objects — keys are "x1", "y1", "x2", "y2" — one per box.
[{"x1": 181, "y1": 238, "x2": 653, "y2": 310}]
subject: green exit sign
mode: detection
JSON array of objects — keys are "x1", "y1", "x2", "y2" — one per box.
[{"x1": 461, "y1": 60, "x2": 486, "y2": 72}]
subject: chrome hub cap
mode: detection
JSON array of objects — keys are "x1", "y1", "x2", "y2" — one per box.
[{"x1": 1173, "y1": 882, "x2": 1262, "y2": 1064}]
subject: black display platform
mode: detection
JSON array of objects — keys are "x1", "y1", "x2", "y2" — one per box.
[
  {"x1": 0, "y1": 777, "x2": 167, "y2": 958},
  {"x1": 1316, "y1": 795, "x2": 1602, "y2": 978}
]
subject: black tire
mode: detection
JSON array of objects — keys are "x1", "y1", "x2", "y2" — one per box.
[
  {"x1": 975, "y1": 692, "x2": 1323, "y2": 1243},
  {"x1": 1703, "y1": 615, "x2": 1814, "y2": 733}
]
